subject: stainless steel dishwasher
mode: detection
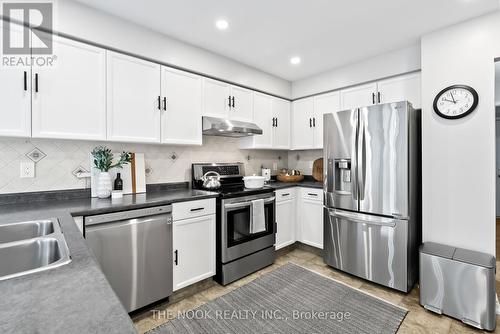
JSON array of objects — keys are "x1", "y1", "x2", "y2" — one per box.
[{"x1": 85, "y1": 205, "x2": 173, "y2": 313}]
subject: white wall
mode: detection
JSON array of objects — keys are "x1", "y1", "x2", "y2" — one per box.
[
  {"x1": 421, "y1": 11, "x2": 500, "y2": 256},
  {"x1": 291, "y1": 44, "x2": 421, "y2": 99},
  {"x1": 50, "y1": 0, "x2": 291, "y2": 98},
  {"x1": 495, "y1": 62, "x2": 500, "y2": 106}
]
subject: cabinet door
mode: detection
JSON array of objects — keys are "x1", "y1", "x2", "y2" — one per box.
[
  {"x1": 377, "y1": 73, "x2": 421, "y2": 109},
  {"x1": 291, "y1": 98, "x2": 314, "y2": 149},
  {"x1": 0, "y1": 22, "x2": 31, "y2": 137},
  {"x1": 273, "y1": 98, "x2": 290, "y2": 149},
  {"x1": 276, "y1": 198, "x2": 295, "y2": 250},
  {"x1": 300, "y1": 198, "x2": 324, "y2": 249},
  {"x1": 340, "y1": 82, "x2": 377, "y2": 110},
  {"x1": 32, "y1": 33, "x2": 106, "y2": 140},
  {"x1": 313, "y1": 92, "x2": 340, "y2": 149},
  {"x1": 107, "y1": 51, "x2": 161, "y2": 143},
  {"x1": 202, "y1": 78, "x2": 230, "y2": 118},
  {"x1": 230, "y1": 86, "x2": 253, "y2": 122},
  {"x1": 251, "y1": 93, "x2": 273, "y2": 148},
  {"x1": 161, "y1": 67, "x2": 202, "y2": 145},
  {"x1": 173, "y1": 215, "x2": 216, "y2": 291}
]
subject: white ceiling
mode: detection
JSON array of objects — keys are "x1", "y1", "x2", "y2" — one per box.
[{"x1": 73, "y1": 0, "x2": 499, "y2": 81}]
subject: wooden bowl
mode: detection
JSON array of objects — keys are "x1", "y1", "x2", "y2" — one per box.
[{"x1": 277, "y1": 174, "x2": 304, "y2": 183}]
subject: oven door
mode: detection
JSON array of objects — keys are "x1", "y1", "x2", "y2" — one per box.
[{"x1": 221, "y1": 193, "x2": 276, "y2": 263}]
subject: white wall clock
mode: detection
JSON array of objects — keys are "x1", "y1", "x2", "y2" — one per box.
[{"x1": 433, "y1": 85, "x2": 478, "y2": 119}]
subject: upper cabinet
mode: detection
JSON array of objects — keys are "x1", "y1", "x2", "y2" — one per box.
[
  {"x1": 291, "y1": 97, "x2": 315, "y2": 150},
  {"x1": 313, "y1": 92, "x2": 340, "y2": 149},
  {"x1": 0, "y1": 22, "x2": 31, "y2": 138},
  {"x1": 106, "y1": 52, "x2": 161, "y2": 143},
  {"x1": 377, "y1": 72, "x2": 421, "y2": 109},
  {"x1": 161, "y1": 67, "x2": 202, "y2": 145},
  {"x1": 240, "y1": 93, "x2": 290, "y2": 149},
  {"x1": 340, "y1": 82, "x2": 378, "y2": 110},
  {"x1": 32, "y1": 33, "x2": 107, "y2": 140},
  {"x1": 202, "y1": 78, "x2": 254, "y2": 122},
  {"x1": 291, "y1": 92, "x2": 340, "y2": 150}
]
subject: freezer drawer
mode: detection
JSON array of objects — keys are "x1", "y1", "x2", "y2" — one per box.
[
  {"x1": 324, "y1": 208, "x2": 409, "y2": 292},
  {"x1": 419, "y1": 243, "x2": 496, "y2": 331}
]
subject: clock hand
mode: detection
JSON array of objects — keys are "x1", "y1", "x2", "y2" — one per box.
[
  {"x1": 442, "y1": 98, "x2": 455, "y2": 103},
  {"x1": 449, "y1": 92, "x2": 457, "y2": 104}
]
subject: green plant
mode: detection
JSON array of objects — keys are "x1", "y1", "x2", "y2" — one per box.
[{"x1": 91, "y1": 146, "x2": 132, "y2": 172}]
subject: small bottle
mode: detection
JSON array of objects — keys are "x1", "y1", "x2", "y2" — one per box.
[{"x1": 114, "y1": 173, "x2": 123, "y2": 191}]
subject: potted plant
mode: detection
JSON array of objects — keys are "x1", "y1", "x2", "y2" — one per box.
[{"x1": 91, "y1": 146, "x2": 132, "y2": 198}]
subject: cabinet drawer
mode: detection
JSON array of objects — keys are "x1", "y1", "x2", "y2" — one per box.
[
  {"x1": 300, "y1": 187, "x2": 323, "y2": 201},
  {"x1": 276, "y1": 188, "x2": 296, "y2": 202},
  {"x1": 173, "y1": 199, "x2": 215, "y2": 221}
]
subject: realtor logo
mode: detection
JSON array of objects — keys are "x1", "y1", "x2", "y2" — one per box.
[{"x1": 2, "y1": 2, "x2": 53, "y2": 55}]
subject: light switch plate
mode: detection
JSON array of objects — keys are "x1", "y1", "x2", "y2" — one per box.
[{"x1": 20, "y1": 161, "x2": 35, "y2": 178}]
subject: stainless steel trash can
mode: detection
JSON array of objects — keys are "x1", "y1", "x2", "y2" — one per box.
[{"x1": 419, "y1": 242, "x2": 496, "y2": 331}]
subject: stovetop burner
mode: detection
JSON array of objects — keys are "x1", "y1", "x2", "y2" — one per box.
[{"x1": 191, "y1": 163, "x2": 274, "y2": 198}]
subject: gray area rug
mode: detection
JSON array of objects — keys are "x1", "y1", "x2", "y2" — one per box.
[{"x1": 149, "y1": 263, "x2": 407, "y2": 334}]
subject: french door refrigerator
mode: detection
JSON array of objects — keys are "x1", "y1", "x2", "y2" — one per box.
[{"x1": 323, "y1": 101, "x2": 420, "y2": 293}]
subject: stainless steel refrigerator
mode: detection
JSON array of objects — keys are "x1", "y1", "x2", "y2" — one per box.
[{"x1": 323, "y1": 101, "x2": 420, "y2": 293}]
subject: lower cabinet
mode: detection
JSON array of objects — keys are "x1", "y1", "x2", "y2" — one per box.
[
  {"x1": 172, "y1": 211, "x2": 215, "y2": 291},
  {"x1": 275, "y1": 187, "x2": 324, "y2": 250},
  {"x1": 275, "y1": 189, "x2": 296, "y2": 250},
  {"x1": 298, "y1": 188, "x2": 324, "y2": 249}
]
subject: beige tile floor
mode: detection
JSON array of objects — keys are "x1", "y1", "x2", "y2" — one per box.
[{"x1": 132, "y1": 246, "x2": 500, "y2": 334}]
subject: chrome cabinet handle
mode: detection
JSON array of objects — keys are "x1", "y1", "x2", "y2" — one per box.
[
  {"x1": 228, "y1": 96, "x2": 232, "y2": 108},
  {"x1": 174, "y1": 250, "x2": 178, "y2": 265},
  {"x1": 163, "y1": 97, "x2": 167, "y2": 110},
  {"x1": 23, "y1": 71, "x2": 27, "y2": 91},
  {"x1": 307, "y1": 193, "x2": 318, "y2": 196},
  {"x1": 231, "y1": 96, "x2": 235, "y2": 108},
  {"x1": 35, "y1": 73, "x2": 39, "y2": 92},
  {"x1": 190, "y1": 207, "x2": 205, "y2": 212},
  {"x1": 157, "y1": 96, "x2": 161, "y2": 110}
]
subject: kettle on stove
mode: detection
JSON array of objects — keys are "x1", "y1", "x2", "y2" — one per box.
[{"x1": 201, "y1": 171, "x2": 221, "y2": 190}]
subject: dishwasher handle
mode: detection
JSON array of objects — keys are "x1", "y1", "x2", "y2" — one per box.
[{"x1": 85, "y1": 205, "x2": 172, "y2": 226}]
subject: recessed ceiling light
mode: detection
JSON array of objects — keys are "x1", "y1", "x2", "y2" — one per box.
[
  {"x1": 290, "y1": 56, "x2": 301, "y2": 65},
  {"x1": 215, "y1": 19, "x2": 229, "y2": 30}
]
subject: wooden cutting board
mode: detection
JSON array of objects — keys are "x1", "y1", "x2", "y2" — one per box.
[{"x1": 312, "y1": 158, "x2": 323, "y2": 182}]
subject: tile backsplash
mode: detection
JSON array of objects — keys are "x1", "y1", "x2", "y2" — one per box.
[
  {"x1": 287, "y1": 150, "x2": 323, "y2": 175},
  {"x1": 0, "y1": 136, "x2": 288, "y2": 194}
]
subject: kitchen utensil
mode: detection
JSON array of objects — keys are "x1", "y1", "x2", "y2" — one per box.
[
  {"x1": 201, "y1": 171, "x2": 221, "y2": 189},
  {"x1": 261, "y1": 168, "x2": 271, "y2": 182},
  {"x1": 312, "y1": 158, "x2": 324, "y2": 182},
  {"x1": 243, "y1": 175, "x2": 266, "y2": 189}
]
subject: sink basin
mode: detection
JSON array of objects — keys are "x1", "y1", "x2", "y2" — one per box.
[
  {"x1": 0, "y1": 218, "x2": 71, "y2": 281},
  {"x1": 0, "y1": 220, "x2": 55, "y2": 244}
]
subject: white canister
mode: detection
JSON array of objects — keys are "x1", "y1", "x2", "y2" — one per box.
[{"x1": 261, "y1": 168, "x2": 271, "y2": 182}]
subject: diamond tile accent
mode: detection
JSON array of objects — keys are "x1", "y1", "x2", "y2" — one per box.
[
  {"x1": 26, "y1": 147, "x2": 47, "y2": 163},
  {"x1": 0, "y1": 137, "x2": 289, "y2": 194},
  {"x1": 72, "y1": 166, "x2": 89, "y2": 178}
]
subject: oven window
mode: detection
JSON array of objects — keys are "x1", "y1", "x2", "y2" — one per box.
[{"x1": 226, "y1": 203, "x2": 274, "y2": 247}]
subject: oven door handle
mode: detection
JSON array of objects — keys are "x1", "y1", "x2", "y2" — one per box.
[{"x1": 224, "y1": 197, "x2": 275, "y2": 209}]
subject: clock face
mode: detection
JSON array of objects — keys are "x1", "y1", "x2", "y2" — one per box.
[{"x1": 433, "y1": 85, "x2": 478, "y2": 119}]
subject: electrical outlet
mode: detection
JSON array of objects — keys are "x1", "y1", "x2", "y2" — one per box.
[
  {"x1": 20, "y1": 161, "x2": 35, "y2": 178},
  {"x1": 272, "y1": 162, "x2": 278, "y2": 171}
]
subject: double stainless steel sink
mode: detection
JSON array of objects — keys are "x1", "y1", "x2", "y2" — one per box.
[{"x1": 0, "y1": 219, "x2": 71, "y2": 281}]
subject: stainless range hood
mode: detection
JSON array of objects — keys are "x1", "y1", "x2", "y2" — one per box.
[{"x1": 202, "y1": 116, "x2": 262, "y2": 137}]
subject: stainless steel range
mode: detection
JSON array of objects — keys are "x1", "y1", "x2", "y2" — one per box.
[{"x1": 192, "y1": 163, "x2": 276, "y2": 285}]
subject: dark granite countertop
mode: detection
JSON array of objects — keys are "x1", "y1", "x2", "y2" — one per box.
[
  {"x1": 0, "y1": 186, "x2": 218, "y2": 334},
  {"x1": 268, "y1": 180, "x2": 323, "y2": 190}
]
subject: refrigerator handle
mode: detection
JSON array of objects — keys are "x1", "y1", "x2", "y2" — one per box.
[
  {"x1": 358, "y1": 123, "x2": 367, "y2": 200},
  {"x1": 328, "y1": 209, "x2": 397, "y2": 228},
  {"x1": 352, "y1": 109, "x2": 359, "y2": 201}
]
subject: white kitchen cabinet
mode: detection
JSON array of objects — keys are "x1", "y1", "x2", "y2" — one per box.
[
  {"x1": 313, "y1": 92, "x2": 341, "y2": 149},
  {"x1": 106, "y1": 51, "x2": 161, "y2": 143},
  {"x1": 275, "y1": 188, "x2": 296, "y2": 250},
  {"x1": 202, "y1": 78, "x2": 231, "y2": 119},
  {"x1": 32, "y1": 33, "x2": 106, "y2": 140},
  {"x1": 172, "y1": 213, "x2": 216, "y2": 291},
  {"x1": 340, "y1": 82, "x2": 378, "y2": 110},
  {"x1": 272, "y1": 98, "x2": 291, "y2": 149},
  {"x1": 239, "y1": 94, "x2": 290, "y2": 149},
  {"x1": 291, "y1": 97, "x2": 315, "y2": 150},
  {"x1": 298, "y1": 188, "x2": 324, "y2": 249},
  {"x1": 161, "y1": 67, "x2": 202, "y2": 145},
  {"x1": 377, "y1": 72, "x2": 421, "y2": 109},
  {"x1": 0, "y1": 22, "x2": 31, "y2": 138},
  {"x1": 230, "y1": 86, "x2": 253, "y2": 122},
  {"x1": 202, "y1": 78, "x2": 253, "y2": 122}
]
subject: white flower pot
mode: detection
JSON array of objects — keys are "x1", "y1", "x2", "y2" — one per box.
[{"x1": 97, "y1": 172, "x2": 112, "y2": 199}]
